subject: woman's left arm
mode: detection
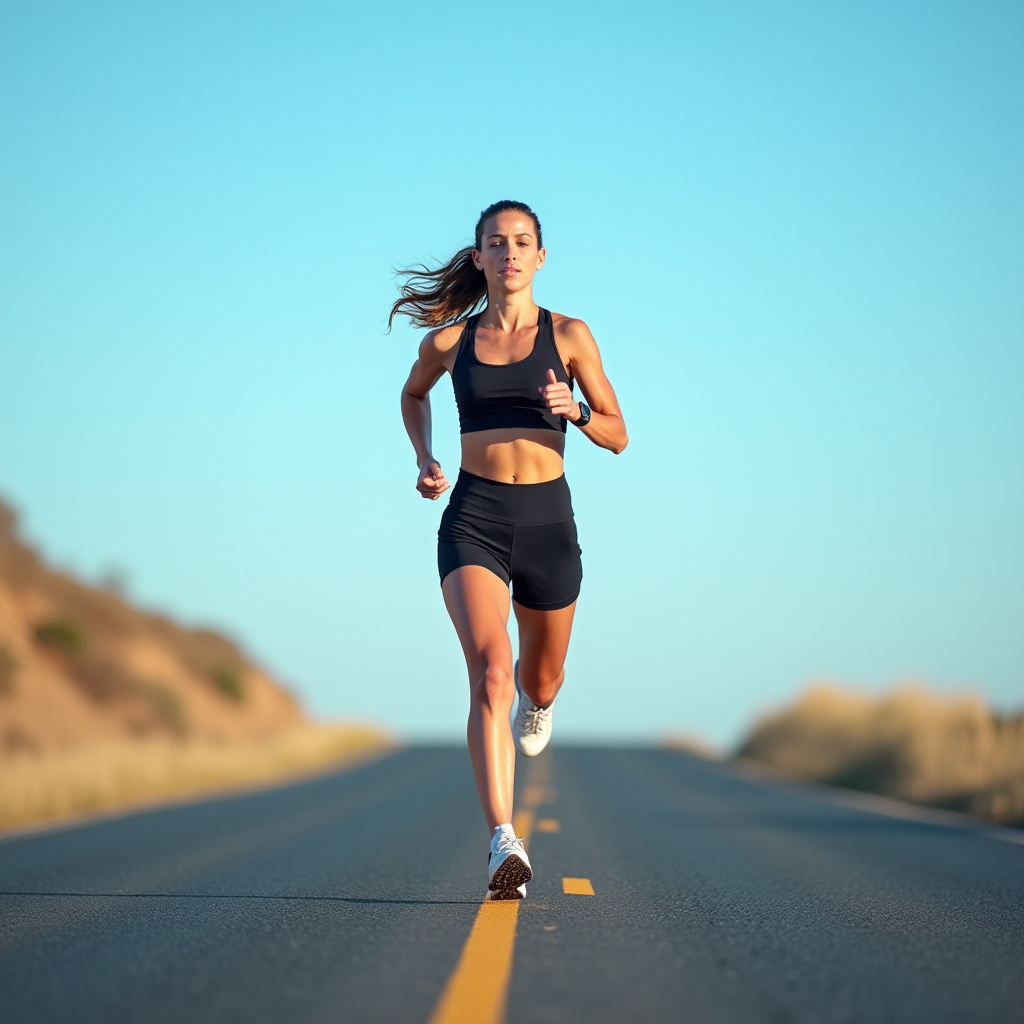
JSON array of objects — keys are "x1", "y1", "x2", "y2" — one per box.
[{"x1": 539, "y1": 318, "x2": 628, "y2": 454}]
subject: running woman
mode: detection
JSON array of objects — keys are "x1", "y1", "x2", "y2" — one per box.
[{"x1": 394, "y1": 200, "x2": 627, "y2": 900}]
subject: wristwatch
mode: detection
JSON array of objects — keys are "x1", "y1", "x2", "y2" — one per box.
[{"x1": 572, "y1": 402, "x2": 592, "y2": 428}]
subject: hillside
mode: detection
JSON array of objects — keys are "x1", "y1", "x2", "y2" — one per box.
[
  {"x1": 0, "y1": 497, "x2": 304, "y2": 753},
  {"x1": 738, "y1": 685, "x2": 1024, "y2": 828}
]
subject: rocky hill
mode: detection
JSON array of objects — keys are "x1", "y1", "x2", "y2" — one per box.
[{"x1": 0, "y1": 498, "x2": 305, "y2": 753}]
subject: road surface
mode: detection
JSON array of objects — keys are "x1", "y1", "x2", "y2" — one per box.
[{"x1": 2, "y1": 747, "x2": 1022, "y2": 1023}]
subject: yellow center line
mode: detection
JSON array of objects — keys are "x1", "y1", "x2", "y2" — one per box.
[
  {"x1": 536, "y1": 818, "x2": 560, "y2": 833},
  {"x1": 426, "y1": 900, "x2": 521, "y2": 1024},
  {"x1": 511, "y1": 808, "x2": 535, "y2": 847},
  {"x1": 521, "y1": 784, "x2": 558, "y2": 806},
  {"x1": 562, "y1": 876, "x2": 595, "y2": 895},
  {"x1": 426, "y1": 755, "x2": 551, "y2": 1024}
]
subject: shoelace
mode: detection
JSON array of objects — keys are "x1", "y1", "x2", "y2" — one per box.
[
  {"x1": 492, "y1": 832, "x2": 524, "y2": 860},
  {"x1": 519, "y1": 703, "x2": 552, "y2": 735}
]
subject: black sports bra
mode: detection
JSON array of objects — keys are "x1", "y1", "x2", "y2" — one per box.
[{"x1": 451, "y1": 308, "x2": 574, "y2": 435}]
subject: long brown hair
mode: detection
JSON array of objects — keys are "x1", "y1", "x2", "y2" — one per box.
[{"x1": 388, "y1": 200, "x2": 544, "y2": 331}]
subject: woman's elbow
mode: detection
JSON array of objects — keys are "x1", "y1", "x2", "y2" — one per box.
[{"x1": 611, "y1": 431, "x2": 628, "y2": 455}]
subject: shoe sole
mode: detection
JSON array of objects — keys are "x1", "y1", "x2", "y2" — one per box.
[
  {"x1": 488, "y1": 885, "x2": 526, "y2": 901},
  {"x1": 515, "y1": 737, "x2": 547, "y2": 757},
  {"x1": 488, "y1": 853, "x2": 532, "y2": 892}
]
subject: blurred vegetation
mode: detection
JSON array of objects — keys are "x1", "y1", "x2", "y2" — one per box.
[
  {"x1": 0, "y1": 644, "x2": 17, "y2": 696},
  {"x1": 0, "y1": 725, "x2": 392, "y2": 830},
  {"x1": 210, "y1": 666, "x2": 246, "y2": 703},
  {"x1": 33, "y1": 618, "x2": 85, "y2": 655},
  {"x1": 738, "y1": 686, "x2": 1024, "y2": 828}
]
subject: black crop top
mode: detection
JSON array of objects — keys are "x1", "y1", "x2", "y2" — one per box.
[{"x1": 451, "y1": 308, "x2": 574, "y2": 434}]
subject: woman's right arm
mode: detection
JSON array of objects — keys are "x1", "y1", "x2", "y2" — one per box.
[{"x1": 401, "y1": 331, "x2": 451, "y2": 500}]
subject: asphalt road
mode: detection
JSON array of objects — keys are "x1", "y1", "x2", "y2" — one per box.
[{"x1": 1, "y1": 747, "x2": 1022, "y2": 1024}]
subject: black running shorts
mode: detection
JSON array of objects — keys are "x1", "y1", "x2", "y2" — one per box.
[{"x1": 438, "y1": 471, "x2": 583, "y2": 611}]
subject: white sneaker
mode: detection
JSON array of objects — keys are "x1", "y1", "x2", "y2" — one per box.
[
  {"x1": 513, "y1": 660, "x2": 555, "y2": 757},
  {"x1": 488, "y1": 829, "x2": 532, "y2": 898}
]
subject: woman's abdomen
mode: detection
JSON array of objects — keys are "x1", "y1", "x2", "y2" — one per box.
[{"x1": 460, "y1": 429, "x2": 566, "y2": 484}]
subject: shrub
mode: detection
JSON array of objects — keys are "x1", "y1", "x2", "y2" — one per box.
[
  {"x1": 0, "y1": 644, "x2": 16, "y2": 695},
  {"x1": 33, "y1": 618, "x2": 85, "y2": 655},
  {"x1": 210, "y1": 666, "x2": 245, "y2": 703}
]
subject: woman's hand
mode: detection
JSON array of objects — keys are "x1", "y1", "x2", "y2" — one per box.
[
  {"x1": 538, "y1": 368, "x2": 579, "y2": 421},
  {"x1": 416, "y1": 459, "x2": 450, "y2": 500}
]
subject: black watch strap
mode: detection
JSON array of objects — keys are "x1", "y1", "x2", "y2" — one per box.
[{"x1": 573, "y1": 402, "x2": 592, "y2": 427}]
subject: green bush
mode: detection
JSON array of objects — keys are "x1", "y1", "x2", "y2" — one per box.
[
  {"x1": 210, "y1": 666, "x2": 245, "y2": 703},
  {"x1": 34, "y1": 618, "x2": 85, "y2": 655},
  {"x1": 0, "y1": 644, "x2": 17, "y2": 696}
]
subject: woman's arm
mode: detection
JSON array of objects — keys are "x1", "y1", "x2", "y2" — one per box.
[
  {"x1": 541, "y1": 318, "x2": 628, "y2": 454},
  {"x1": 401, "y1": 332, "x2": 451, "y2": 499}
]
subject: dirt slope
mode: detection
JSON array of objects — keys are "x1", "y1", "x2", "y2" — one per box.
[{"x1": 0, "y1": 498, "x2": 304, "y2": 752}]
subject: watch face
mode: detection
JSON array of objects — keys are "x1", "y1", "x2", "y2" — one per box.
[{"x1": 578, "y1": 403, "x2": 591, "y2": 425}]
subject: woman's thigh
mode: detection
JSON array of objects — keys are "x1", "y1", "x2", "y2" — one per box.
[
  {"x1": 513, "y1": 599, "x2": 577, "y2": 687},
  {"x1": 442, "y1": 565, "x2": 514, "y2": 675}
]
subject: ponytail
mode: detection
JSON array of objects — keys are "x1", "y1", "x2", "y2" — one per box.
[
  {"x1": 388, "y1": 247, "x2": 486, "y2": 331},
  {"x1": 388, "y1": 200, "x2": 543, "y2": 331}
]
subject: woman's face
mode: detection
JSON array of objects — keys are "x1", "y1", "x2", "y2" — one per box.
[{"x1": 472, "y1": 210, "x2": 545, "y2": 292}]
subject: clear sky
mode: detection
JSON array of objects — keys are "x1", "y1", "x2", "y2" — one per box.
[{"x1": 1, "y1": 1, "x2": 1021, "y2": 746}]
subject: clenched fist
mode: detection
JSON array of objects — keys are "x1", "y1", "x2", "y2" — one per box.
[
  {"x1": 537, "y1": 368, "x2": 579, "y2": 421},
  {"x1": 417, "y1": 459, "x2": 449, "y2": 500}
]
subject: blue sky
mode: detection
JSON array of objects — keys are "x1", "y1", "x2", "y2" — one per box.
[{"x1": 1, "y1": 1, "x2": 1021, "y2": 745}]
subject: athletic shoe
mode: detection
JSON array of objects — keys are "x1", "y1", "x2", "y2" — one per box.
[
  {"x1": 489, "y1": 884, "x2": 527, "y2": 901},
  {"x1": 513, "y1": 659, "x2": 555, "y2": 757},
  {"x1": 488, "y1": 829, "x2": 532, "y2": 897}
]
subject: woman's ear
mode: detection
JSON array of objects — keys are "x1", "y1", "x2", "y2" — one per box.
[
  {"x1": 536, "y1": 248, "x2": 546, "y2": 269},
  {"x1": 471, "y1": 248, "x2": 484, "y2": 271}
]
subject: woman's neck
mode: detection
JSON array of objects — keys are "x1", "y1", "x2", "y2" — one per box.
[{"x1": 480, "y1": 288, "x2": 538, "y2": 334}]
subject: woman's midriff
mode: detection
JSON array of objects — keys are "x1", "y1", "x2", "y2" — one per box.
[{"x1": 460, "y1": 428, "x2": 566, "y2": 484}]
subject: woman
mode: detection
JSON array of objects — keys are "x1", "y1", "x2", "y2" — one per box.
[{"x1": 394, "y1": 200, "x2": 627, "y2": 900}]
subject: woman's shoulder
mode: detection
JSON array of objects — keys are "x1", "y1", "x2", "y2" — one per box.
[
  {"x1": 428, "y1": 320, "x2": 468, "y2": 348},
  {"x1": 419, "y1": 318, "x2": 471, "y2": 361},
  {"x1": 549, "y1": 311, "x2": 597, "y2": 350}
]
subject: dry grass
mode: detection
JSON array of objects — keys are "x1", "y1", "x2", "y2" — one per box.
[
  {"x1": 0, "y1": 723, "x2": 393, "y2": 832},
  {"x1": 737, "y1": 685, "x2": 1024, "y2": 828}
]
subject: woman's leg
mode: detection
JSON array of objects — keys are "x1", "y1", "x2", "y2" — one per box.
[
  {"x1": 513, "y1": 600, "x2": 577, "y2": 708},
  {"x1": 442, "y1": 565, "x2": 516, "y2": 830}
]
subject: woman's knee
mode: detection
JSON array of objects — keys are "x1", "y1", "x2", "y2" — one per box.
[{"x1": 470, "y1": 660, "x2": 514, "y2": 710}]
